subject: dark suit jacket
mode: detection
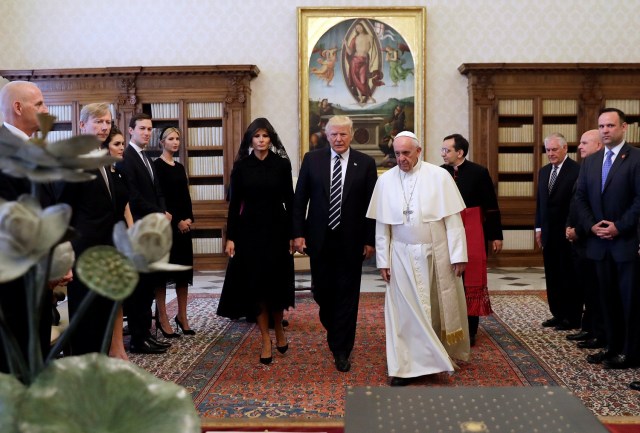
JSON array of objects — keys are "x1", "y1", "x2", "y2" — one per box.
[
  {"x1": 57, "y1": 169, "x2": 117, "y2": 253},
  {"x1": 535, "y1": 158, "x2": 580, "y2": 247},
  {"x1": 441, "y1": 159, "x2": 503, "y2": 241},
  {"x1": 119, "y1": 145, "x2": 165, "y2": 220},
  {"x1": 292, "y1": 147, "x2": 377, "y2": 258},
  {"x1": 574, "y1": 144, "x2": 640, "y2": 262}
]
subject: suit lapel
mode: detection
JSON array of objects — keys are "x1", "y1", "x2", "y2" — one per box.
[
  {"x1": 541, "y1": 164, "x2": 551, "y2": 195},
  {"x1": 321, "y1": 149, "x2": 332, "y2": 198},
  {"x1": 342, "y1": 151, "x2": 359, "y2": 200},
  {"x1": 602, "y1": 144, "x2": 630, "y2": 193}
]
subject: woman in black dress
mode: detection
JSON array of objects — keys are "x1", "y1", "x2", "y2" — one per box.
[
  {"x1": 217, "y1": 118, "x2": 295, "y2": 364},
  {"x1": 153, "y1": 127, "x2": 195, "y2": 337},
  {"x1": 101, "y1": 125, "x2": 132, "y2": 360}
]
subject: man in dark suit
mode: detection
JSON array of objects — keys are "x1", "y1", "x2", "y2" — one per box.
[
  {"x1": 0, "y1": 81, "x2": 52, "y2": 375},
  {"x1": 293, "y1": 115, "x2": 377, "y2": 372},
  {"x1": 632, "y1": 231, "x2": 640, "y2": 390},
  {"x1": 565, "y1": 130, "x2": 605, "y2": 348},
  {"x1": 535, "y1": 132, "x2": 581, "y2": 330},
  {"x1": 119, "y1": 112, "x2": 172, "y2": 354},
  {"x1": 440, "y1": 133, "x2": 503, "y2": 346},
  {"x1": 575, "y1": 108, "x2": 640, "y2": 370},
  {"x1": 56, "y1": 103, "x2": 118, "y2": 355}
]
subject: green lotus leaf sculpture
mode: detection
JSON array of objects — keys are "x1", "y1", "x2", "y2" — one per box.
[
  {"x1": 48, "y1": 241, "x2": 75, "y2": 281},
  {"x1": 11, "y1": 354, "x2": 200, "y2": 433},
  {"x1": 75, "y1": 246, "x2": 139, "y2": 301},
  {"x1": 113, "y1": 213, "x2": 192, "y2": 273},
  {"x1": 0, "y1": 373, "x2": 26, "y2": 433},
  {"x1": 0, "y1": 195, "x2": 72, "y2": 283}
]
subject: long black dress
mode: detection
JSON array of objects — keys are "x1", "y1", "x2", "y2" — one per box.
[
  {"x1": 153, "y1": 158, "x2": 194, "y2": 285},
  {"x1": 217, "y1": 151, "x2": 295, "y2": 319}
]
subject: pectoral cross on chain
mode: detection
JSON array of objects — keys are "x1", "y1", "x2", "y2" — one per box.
[{"x1": 403, "y1": 207, "x2": 413, "y2": 215}]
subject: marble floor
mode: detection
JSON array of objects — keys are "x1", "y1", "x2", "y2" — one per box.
[{"x1": 180, "y1": 266, "x2": 546, "y2": 298}]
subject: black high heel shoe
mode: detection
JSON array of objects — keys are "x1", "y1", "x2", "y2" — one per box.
[
  {"x1": 260, "y1": 341, "x2": 273, "y2": 365},
  {"x1": 276, "y1": 330, "x2": 288, "y2": 354},
  {"x1": 174, "y1": 316, "x2": 196, "y2": 336},
  {"x1": 159, "y1": 324, "x2": 180, "y2": 339}
]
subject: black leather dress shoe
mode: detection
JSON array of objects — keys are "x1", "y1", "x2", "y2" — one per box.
[
  {"x1": 390, "y1": 377, "x2": 412, "y2": 386},
  {"x1": 629, "y1": 381, "x2": 640, "y2": 391},
  {"x1": 566, "y1": 331, "x2": 591, "y2": 341},
  {"x1": 554, "y1": 320, "x2": 580, "y2": 331},
  {"x1": 147, "y1": 336, "x2": 171, "y2": 349},
  {"x1": 586, "y1": 349, "x2": 616, "y2": 364},
  {"x1": 603, "y1": 354, "x2": 638, "y2": 370},
  {"x1": 577, "y1": 338, "x2": 606, "y2": 349},
  {"x1": 130, "y1": 340, "x2": 168, "y2": 354},
  {"x1": 334, "y1": 355, "x2": 351, "y2": 372},
  {"x1": 541, "y1": 317, "x2": 560, "y2": 327}
]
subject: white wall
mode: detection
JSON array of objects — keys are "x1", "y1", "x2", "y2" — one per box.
[{"x1": 2, "y1": 0, "x2": 639, "y2": 170}]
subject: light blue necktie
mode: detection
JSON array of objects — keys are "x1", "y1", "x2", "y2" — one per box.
[{"x1": 601, "y1": 150, "x2": 613, "y2": 192}]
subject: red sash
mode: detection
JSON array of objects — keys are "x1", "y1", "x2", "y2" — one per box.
[{"x1": 460, "y1": 207, "x2": 492, "y2": 316}]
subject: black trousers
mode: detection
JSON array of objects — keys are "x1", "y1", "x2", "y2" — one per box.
[
  {"x1": 67, "y1": 279, "x2": 115, "y2": 355},
  {"x1": 310, "y1": 227, "x2": 364, "y2": 358},
  {"x1": 595, "y1": 253, "x2": 639, "y2": 358},
  {"x1": 0, "y1": 278, "x2": 52, "y2": 376},
  {"x1": 543, "y1": 237, "x2": 582, "y2": 324},
  {"x1": 123, "y1": 273, "x2": 160, "y2": 345},
  {"x1": 571, "y1": 245, "x2": 603, "y2": 339}
]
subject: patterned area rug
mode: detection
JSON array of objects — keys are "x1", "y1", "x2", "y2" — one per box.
[{"x1": 129, "y1": 292, "x2": 640, "y2": 420}]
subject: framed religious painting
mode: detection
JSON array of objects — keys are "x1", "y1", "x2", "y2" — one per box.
[{"x1": 298, "y1": 6, "x2": 426, "y2": 169}]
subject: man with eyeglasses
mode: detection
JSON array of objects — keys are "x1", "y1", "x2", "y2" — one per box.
[{"x1": 440, "y1": 134, "x2": 503, "y2": 347}]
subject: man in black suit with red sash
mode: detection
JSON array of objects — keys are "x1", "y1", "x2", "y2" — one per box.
[{"x1": 441, "y1": 133, "x2": 503, "y2": 346}]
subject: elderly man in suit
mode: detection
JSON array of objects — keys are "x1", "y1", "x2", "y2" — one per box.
[
  {"x1": 575, "y1": 108, "x2": 640, "y2": 370},
  {"x1": 536, "y1": 132, "x2": 581, "y2": 331},
  {"x1": 0, "y1": 81, "x2": 51, "y2": 374},
  {"x1": 293, "y1": 115, "x2": 377, "y2": 372},
  {"x1": 565, "y1": 130, "x2": 605, "y2": 348},
  {"x1": 119, "y1": 112, "x2": 172, "y2": 354}
]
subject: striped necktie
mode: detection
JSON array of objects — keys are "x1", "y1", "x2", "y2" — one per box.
[
  {"x1": 601, "y1": 150, "x2": 613, "y2": 192},
  {"x1": 548, "y1": 165, "x2": 558, "y2": 193},
  {"x1": 328, "y1": 155, "x2": 342, "y2": 230}
]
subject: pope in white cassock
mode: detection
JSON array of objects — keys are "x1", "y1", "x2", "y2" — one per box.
[{"x1": 366, "y1": 131, "x2": 471, "y2": 386}]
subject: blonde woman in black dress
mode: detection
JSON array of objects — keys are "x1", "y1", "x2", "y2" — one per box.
[
  {"x1": 217, "y1": 118, "x2": 295, "y2": 364},
  {"x1": 153, "y1": 127, "x2": 195, "y2": 337}
]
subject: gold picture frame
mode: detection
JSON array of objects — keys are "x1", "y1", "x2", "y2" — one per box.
[{"x1": 298, "y1": 6, "x2": 426, "y2": 168}]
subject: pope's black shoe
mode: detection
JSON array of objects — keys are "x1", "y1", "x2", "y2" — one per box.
[
  {"x1": 390, "y1": 377, "x2": 413, "y2": 386},
  {"x1": 629, "y1": 381, "x2": 640, "y2": 391}
]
